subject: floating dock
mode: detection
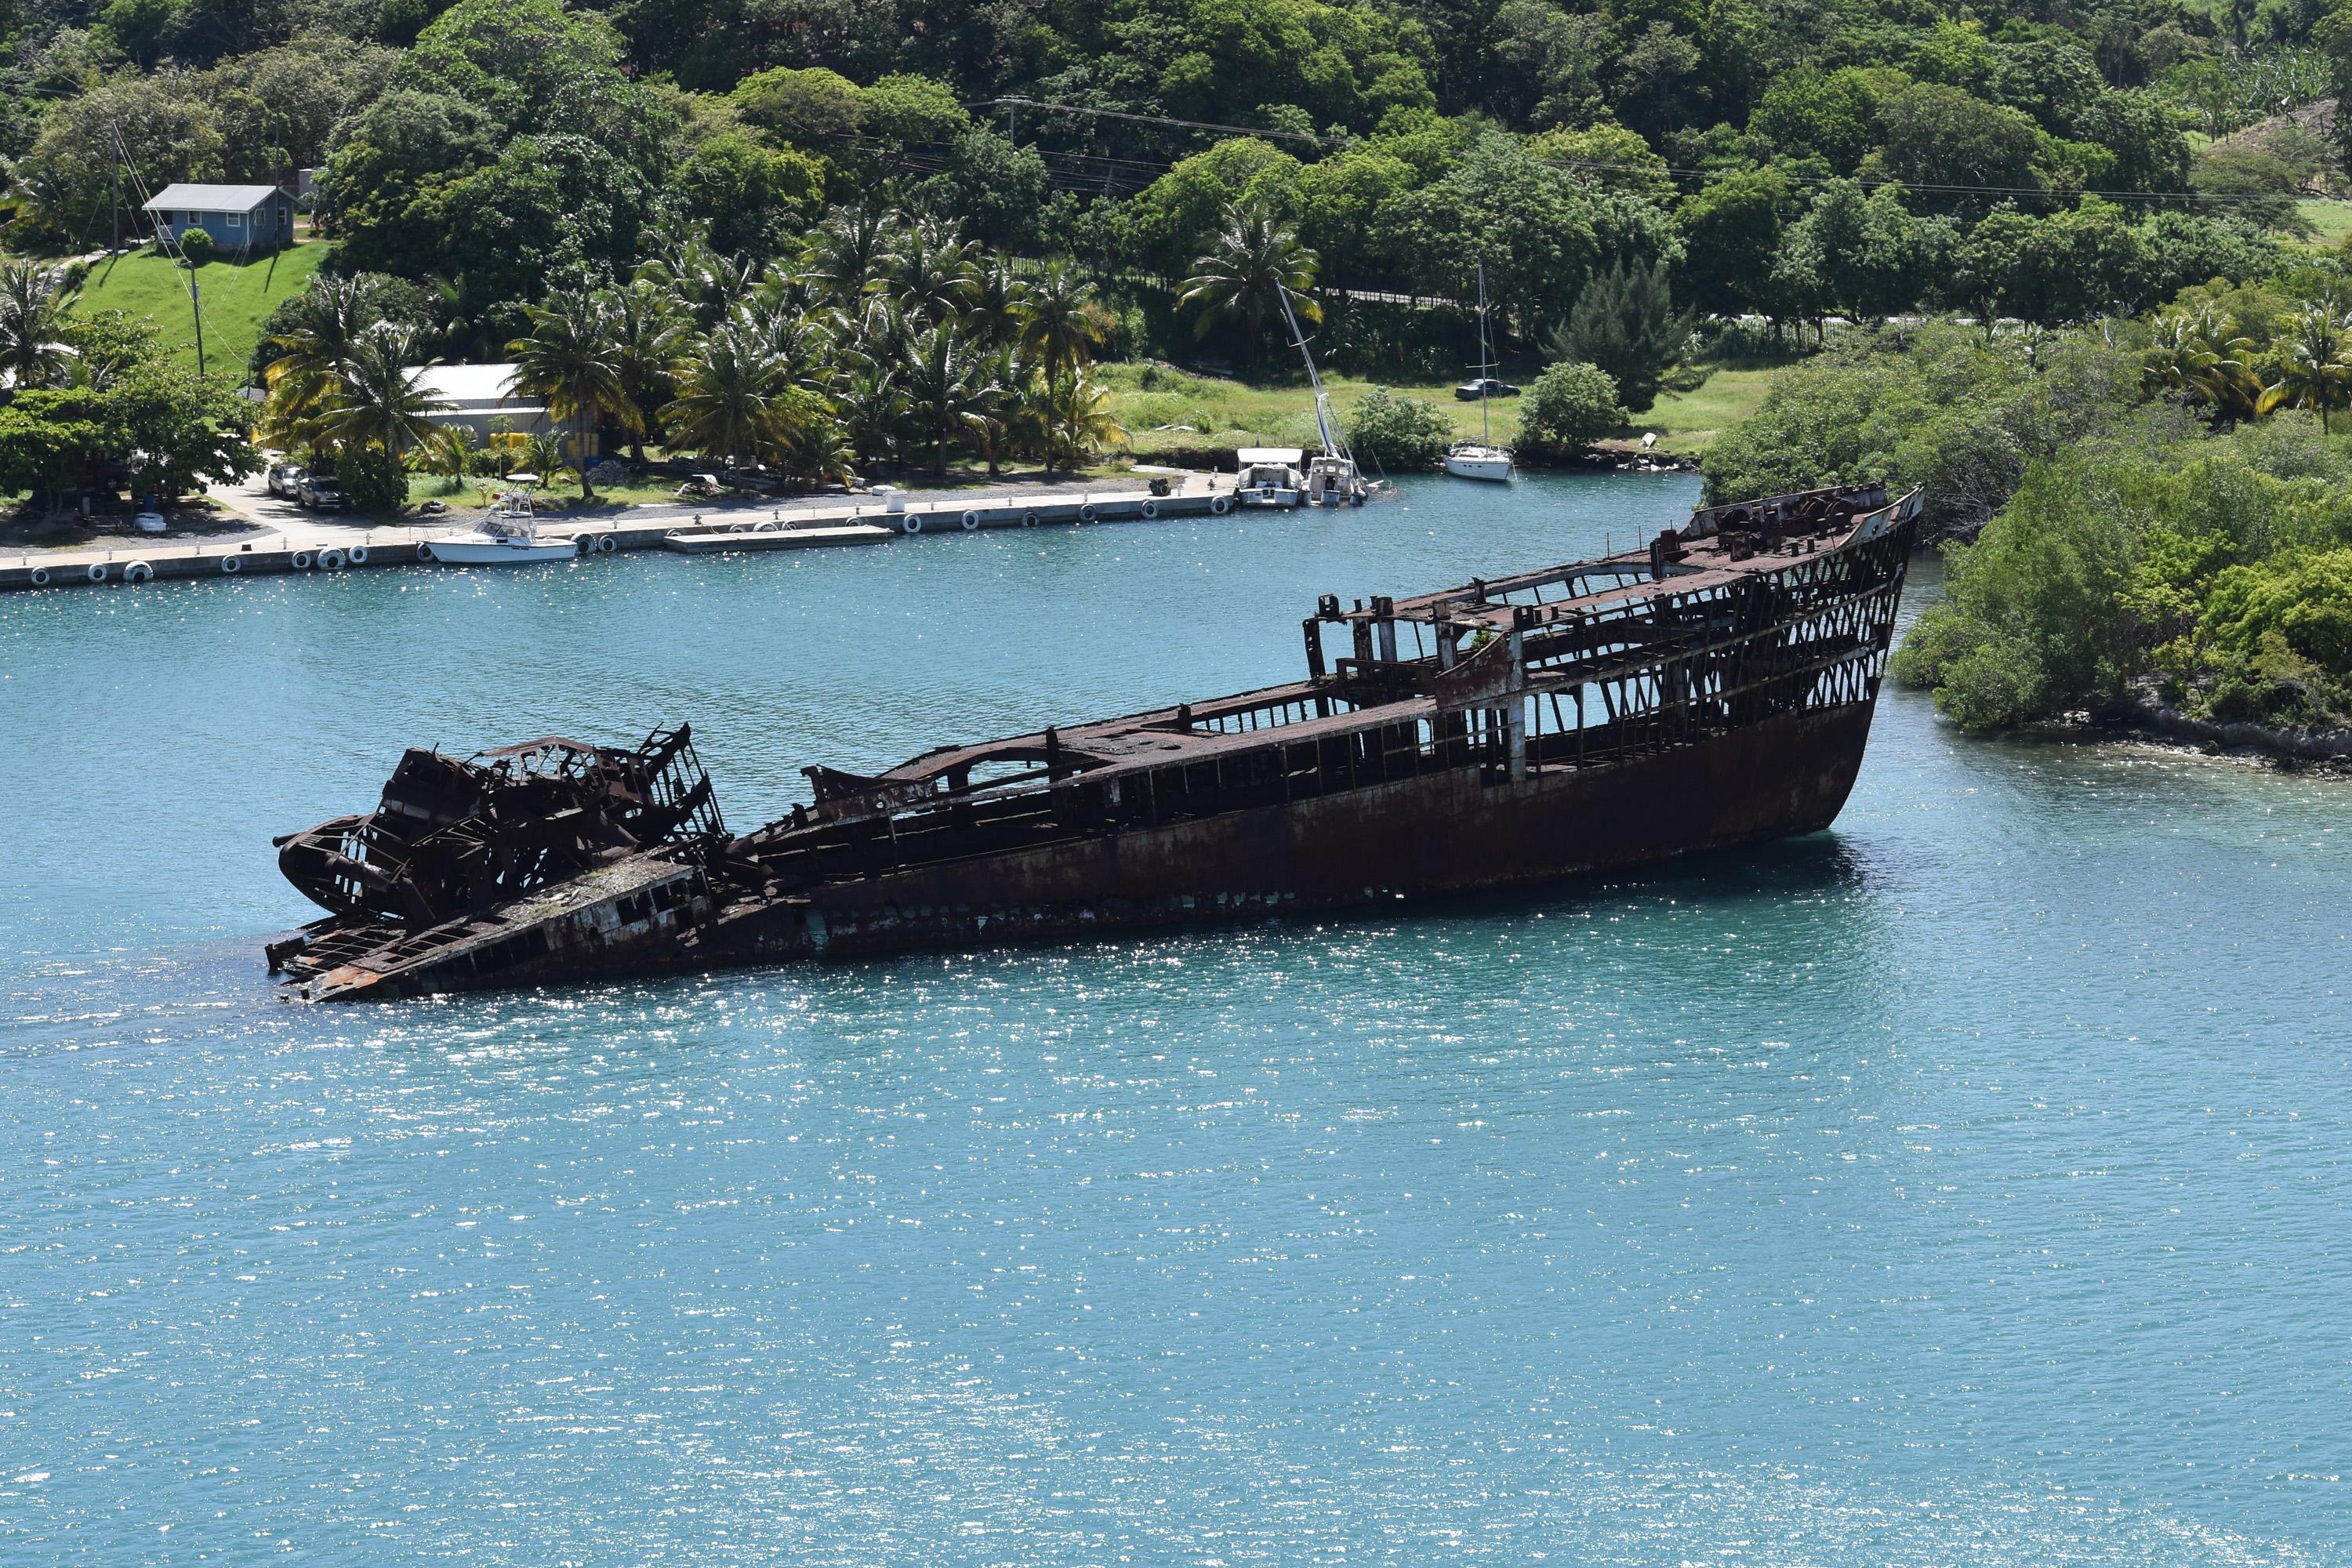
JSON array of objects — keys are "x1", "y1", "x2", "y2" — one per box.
[{"x1": 0, "y1": 478, "x2": 1256, "y2": 593}]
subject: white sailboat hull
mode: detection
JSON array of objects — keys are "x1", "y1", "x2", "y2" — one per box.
[{"x1": 1444, "y1": 448, "x2": 1514, "y2": 481}]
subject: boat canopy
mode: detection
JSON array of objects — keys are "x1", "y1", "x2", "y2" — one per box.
[{"x1": 1236, "y1": 447, "x2": 1305, "y2": 465}]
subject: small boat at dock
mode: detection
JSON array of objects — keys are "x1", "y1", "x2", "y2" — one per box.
[
  {"x1": 662, "y1": 521, "x2": 895, "y2": 554},
  {"x1": 423, "y1": 477, "x2": 576, "y2": 564}
]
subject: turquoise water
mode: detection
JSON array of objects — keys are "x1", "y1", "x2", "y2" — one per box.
[{"x1": 3, "y1": 473, "x2": 2347, "y2": 1566}]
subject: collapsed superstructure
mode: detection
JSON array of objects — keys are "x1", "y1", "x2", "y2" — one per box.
[{"x1": 267, "y1": 483, "x2": 1922, "y2": 1000}]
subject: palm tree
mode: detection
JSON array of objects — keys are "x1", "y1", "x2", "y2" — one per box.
[
  {"x1": 610, "y1": 279, "x2": 688, "y2": 463},
  {"x1": 1014, "y1": 263, "x2": 1112, "y2": 475},
  {"x1": 884, "y1": 216, "x2": 979, "y2": 328},
  {"x1": 899, "y1": 324, "x2": 989, "y2": 480},
  {"x1": 0, "y1": 258, "x2": 74, "y2": 396},
  {"x1": 509, "y1": 289, "x2": 635, "y2": 502},
  {"x1": 835, "y1": 359, "x2": 909, "y2": 475},
  {"x1": 423, "y1": 423, "x2": 475, "y2": 490},
  {"x1": 1046, "y1": 368, "x2": 1129, "y2": 472},
  {"x1": 1178, "y1": 201, "x2": 1321, "y2": 373},
  {"x1": 2266, "y1": 303, "x2": 2350, "y2": 430},
  {"x1": 263, "y1": 274, "x2": 382, "y2": 447},
  {"x1": 964, "y1": 349, "x2": 1025, "y2": 478},
  {"x1": 662, "y1": 321, "x2": 796, "y2": 473},
  {"x1": 320, "y1": 324, "x2": 448, "y2": 460},
  {"x1": 966, "y1": 255, "x2": 1030, "y2": 352},
  {"x1": 808, "y1": 206, "x2": 898, "y2": 317}
]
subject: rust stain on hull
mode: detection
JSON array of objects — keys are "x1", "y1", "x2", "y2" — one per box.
[{"x1": 267, "y1": 485, "x2": 1922, "y2": 1000}]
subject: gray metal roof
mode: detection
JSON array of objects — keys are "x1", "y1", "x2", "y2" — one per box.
[{"x1": 141, "y1": 183, "x2": 287, "y2": 212}]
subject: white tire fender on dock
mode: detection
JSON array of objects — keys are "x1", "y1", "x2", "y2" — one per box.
[
  {"x1": 961, "y1": 510, "x2": 981, "y2": 530},
  {"x1": 123, "y1": 561, "x2": 154, "y2": 583},
  {"x1": 347, "y1": 545, "x2": 368, "y2": 564},
  {"x1": 1079, "y1": 503, "x2": 1098, "y2": 523},
  {"x1": 1210, "y1": 494, "x2": 1231, "y2": 515},
  {"x1": 28, "y1": 566, "x2": 49, "y2": 586},
  {"x1": 86, "y1": 562, "x2": 107, "y2": 583},
  {"x1": 1141, "y1": 499, "x2": 1160, "y2": 519},
  {"x1": 416, "y1": 542, "x2": 433, "y2": 561},
  {"x1": 903, "y1": 514, "x2": 924, "y2": 535},
  {"x1": 291, "y1": 550, "x2": 314, "y2": 570},
  {"x1": 1021, "y1": 510, "x2": 1039, "y2": 527},
  {"x1": 320, "y1": 548, "x2": 347, "y2": 570},
  {"x1": 220, "y1": 556, "x2": 241, "y2": 573},
  {"x1": 599, "y1": 535, "x2": 618, "y2": 553}
]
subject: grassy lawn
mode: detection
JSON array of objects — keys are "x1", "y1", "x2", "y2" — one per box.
[
  {"x1": 1098, "y1": 359, "x2": 1775, "y2": 463},
  {"x1": 2297, "y1": 198, "x2": 2352, "y2": 248},
  {"x1": 1629, "y1": 365, "x2": 1776, "y2": 455},
  {"x1": 71, "y1": 241, "x2": 328, "y2": 379}
]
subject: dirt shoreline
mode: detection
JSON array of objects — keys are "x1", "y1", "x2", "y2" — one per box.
[{"x1": 2067, "y1": 696, "x2": 2352, "y2": 773}]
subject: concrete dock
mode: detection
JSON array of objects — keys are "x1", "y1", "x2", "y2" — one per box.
[{"x1": 0, "y1": 470, "x2": 1276, "y2": 593}]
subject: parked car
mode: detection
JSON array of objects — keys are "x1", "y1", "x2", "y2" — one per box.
[
  {"x1": 135, "y1": 510, "x2": 168, "y2": 533},
  {"x1": 1454, "y1": 376, "x2": 1521, "y2": 401},
  {"x1": 267, "y1": 462, "x2": 307, "y2": 499},
  {"x1": 298, "y1": 474, "x2": 347, "y2": 511}
]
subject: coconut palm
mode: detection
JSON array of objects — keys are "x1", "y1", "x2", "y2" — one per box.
[
  {"x1": 662, "y1": 320, "x2": 797, "y2": 473},
  {"x1": 835, "y1": 359, "x2": 909, "y2": 474},
  {"x1": 1014, "y1": 263, "x2": 1112, "y2": 475},
  {"x1": 320, "y1": 324, "x2": 449, "y2": 460},
  {"x1": 508, "y1": 288, "x2": 636, "y2": 501},
  {"x1": 899, "y1": 324, "x2": 991, "y2": 480},
  {"x1": 610, "y1": 278, "x2": 688, "y2": 463},
  {"x1": 964, "y1": 349, "x2": 1025, "y2": 478},
  {"x1": 423, "y1": 423, "x2": 475, "y2": 490},
  {"x1": 262, "y1": 273, "x2": 383, "y2": 445},
  {"x1": 966, "y1": 255, "x2": 1029, "y2": 351},
  {"x1": 884, "y1": 216, "x2": 979, "y2": 328},
  {"x1": 1045, "y1": 368, "x2": 1129, "y2": 471},
  {"x1": 808, "y1": 206, "x2": 899, "y2": 317},
  {"x1": 0, "y1": 258, "x2": 74, "y2": 395},
  {"x1": 2266, "y1": 303, "x2": 2351, "y2": 430},
  {"x1": 1178, "y1": 201, "x2": 1321, "y2": 372}
]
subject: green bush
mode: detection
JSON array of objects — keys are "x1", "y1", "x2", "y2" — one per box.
[
  {"x1": 336, "y1": 446, "x2": 408, "y2": 514},
  {"x1": 1346, "y1": 387, "x2": 1454, "y2": 470},
  {"x1": 173, "y1": 226, "x2": 212, "y2": 264},
  {"x1": 1514, "y1": 361, "x2": 1625, "y2": 461}
]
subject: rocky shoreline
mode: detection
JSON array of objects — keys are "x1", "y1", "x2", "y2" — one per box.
[{"x1": 2072, "y1": 695, "x2": 2352, "y2": 773}]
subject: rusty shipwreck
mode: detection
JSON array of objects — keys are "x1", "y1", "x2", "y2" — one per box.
[{"x1": 266, "y1": 483, "x2": 1922, "y2": 1000}]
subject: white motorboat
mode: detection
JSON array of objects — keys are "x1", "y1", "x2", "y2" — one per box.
[
  {"x1": 1235, "y1": 447, "x2": 1305, "y2": 507},
  {"x1": 1444, "y1": 263, "x2": 1515, "y2": 483},
  {"x1": 424, "y1": 477, "x2": 577, "y2": 564}
]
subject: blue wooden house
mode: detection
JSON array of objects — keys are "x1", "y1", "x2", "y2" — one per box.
[{"x1": 141, "y1": 183, "x2": 297, "y2": 258}]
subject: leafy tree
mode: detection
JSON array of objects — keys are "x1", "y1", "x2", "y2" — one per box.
[
  {"x1": 672, "y1": 134, "x2": 825, "y2": 258},
  {"x1": 1386, "y1": 130, "x2": 1680, "y2": 334},
  {"x1": 319, "y1": 89, "x2": 499, "y2": 277},
  {"x1": 1675, "y1": 169, "x2": 1793, "y2": 321},
  {"x1": 731, "y1": 67, "x2": 865, "y2": 143},
  {"x1": 1779, "y1": 179, "x2": 1946, "y2": 325},
  {"x1": 1526, "y1": 120, "x2": 1677, "y2": 204},
  {"x1": 1179, "y1": 201, "x2": 1322, "y2": 372},
  {"x1": 1346, "y1": 386, "x2": 1454, "y2": 467},
  {"x1": 1549, "y1": 256, "x2": 1688, "y2": 412},
  {"x1": 1747, "y1": 65, "x2": 1892, "y2": 172},
  {"x1": 15, "y1": 72, "x2": 224, "y2": 243},
  {"x1": 1867, "y1": 80, "x2": 2044, "y2": 205},
  {"x1": 1515, "y1": 359, "x2": 1624, "y2": 459},
  {"x1": 1124, "y1": 140, "x2": 1306, "y2": 270}
]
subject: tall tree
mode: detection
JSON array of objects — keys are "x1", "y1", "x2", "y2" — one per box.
[
  {"x1": 0, "y1": 260, "x2": 75, "y2": 397},
  {"x1": 1014, "y1": 263, "x2": 1112, "y2": 474},
  {"x1": 508, "y1": 289, "x2": 635, "y2": 500},
  {"x1": 1179, "y1": 201, "x2": 1321, "y2": 373}
]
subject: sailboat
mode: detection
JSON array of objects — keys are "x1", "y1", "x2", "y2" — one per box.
[
  {"x1": 1445, "y1": 263, "x2": 1515, "y2": 482},
  {"x1": 1279, "y1": 287, "x2": 1368, "y2": 506}
]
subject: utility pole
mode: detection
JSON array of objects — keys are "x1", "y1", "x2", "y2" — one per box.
[{"x1": 109, "y1": 124, "x2": 121, "y2": 254}]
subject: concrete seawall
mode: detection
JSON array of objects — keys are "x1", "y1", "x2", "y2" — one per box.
[{"x1": 1, "y1": 479, "x2": 1265, "y2": 593}]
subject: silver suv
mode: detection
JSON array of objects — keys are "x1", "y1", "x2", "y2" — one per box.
[
  {"x1": 297, "y1": 474, "x2": 347, "y2": 511},
  {"x1": 267, "y1": 462, "x2": 307, "y2": 499}
]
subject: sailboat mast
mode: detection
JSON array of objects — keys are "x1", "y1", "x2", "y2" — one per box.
[
  {"x1": 1279, "y1": 285, "x2": 1345, "y2": 461},
  {"x1": 1476, "y1": 261, "x2": 1492, "y2": 443}
]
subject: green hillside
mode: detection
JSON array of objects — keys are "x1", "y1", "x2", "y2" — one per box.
[{"x1": 71, "y1": 241, "x2": 326, "y2": 380}]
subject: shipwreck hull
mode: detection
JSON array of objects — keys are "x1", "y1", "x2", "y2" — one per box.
[{"x1": 269, "y1": 482, "x2": 1922, "y2": 1001}]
